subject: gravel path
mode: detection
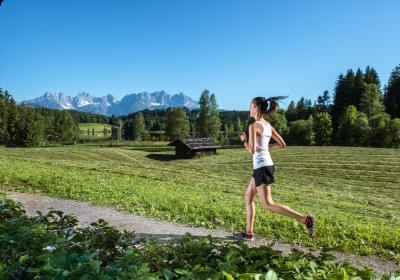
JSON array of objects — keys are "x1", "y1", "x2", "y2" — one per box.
[{"x1": 2, "y1": 190, "x2": 399, "y2": 275}]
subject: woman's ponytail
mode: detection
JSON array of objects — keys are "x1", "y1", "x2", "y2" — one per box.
[
  {"x1": 252, "y1": 95, "x2": 288, "y2": 116},
  {"x1": 265, "y1": 96, "x2": 287, "y2": 116}
]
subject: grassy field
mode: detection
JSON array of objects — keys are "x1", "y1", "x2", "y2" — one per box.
[
  {"x1": 79, "y1": 123, "x2": 113, "y2": 139},
  {"x1": 0, "y1": 145, "x2": 399, "y2": 262}
]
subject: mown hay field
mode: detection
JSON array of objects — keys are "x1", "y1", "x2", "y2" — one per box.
[{"x1": 0, "y1": 145, "x2": 399, "y2": 261}]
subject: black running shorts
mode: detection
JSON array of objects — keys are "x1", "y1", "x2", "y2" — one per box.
[{"x1": 252, "y1": 165, "x2": 275, "y2": 187}]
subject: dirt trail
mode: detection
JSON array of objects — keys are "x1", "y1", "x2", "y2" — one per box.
[{"x1": 2, "y1": 190, "x2": 399, "y2": 275}]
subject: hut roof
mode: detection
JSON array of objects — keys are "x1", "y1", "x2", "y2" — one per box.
[{"x1": 171, "y1": 138, "x2": 221, "y2": 150}]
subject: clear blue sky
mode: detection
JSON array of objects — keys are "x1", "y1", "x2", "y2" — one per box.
[{"x1": 1, "y1": 0, "x2": 399, "y2": 110}]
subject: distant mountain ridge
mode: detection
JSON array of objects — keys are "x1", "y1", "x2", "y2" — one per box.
[{"x1": 23, "y1": 91, "x2": 199, "y2": 116}]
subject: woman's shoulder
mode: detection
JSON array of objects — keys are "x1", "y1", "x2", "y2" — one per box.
[
  {"x1": 259, "y1": 119, "x2": 271, "y2": 126},
  {"x1": 251, "y1": 119, "x2": 271, "y2": 129},
  {"x1": 261, "y1": 120, "x2": 274, "y2": 132},
  {"x1": 250, "y1": 122, "x2": 262, "y2": 132}
]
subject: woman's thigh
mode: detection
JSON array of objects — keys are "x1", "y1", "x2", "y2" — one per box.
[{"x1": 256, "y1": 184, "x2": 274, "y2": 206}]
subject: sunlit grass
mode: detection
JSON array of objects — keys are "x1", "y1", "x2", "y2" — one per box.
[{"x1": 0, "y1": 145, "x2": 399, "y2": 261}]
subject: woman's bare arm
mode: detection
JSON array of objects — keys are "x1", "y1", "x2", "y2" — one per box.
[
  {"x1": 243, "y1": 123, "x2": 258, "y2": 154},
  {"x1": 269, "y1": 126, "x2": 286, "y2": 150}
]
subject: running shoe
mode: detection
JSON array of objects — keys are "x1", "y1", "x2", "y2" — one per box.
[
  {"x1": 304, "y1": 214, "x2": 315, "y2": 237},
  {"x1": 233, "y1": 231, "x2": 255, "y2": 241}
]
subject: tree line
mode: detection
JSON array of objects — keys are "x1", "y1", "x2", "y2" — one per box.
[
  {"x1": 1, "y1": 63, "x2": 400, "y2": 147},
  {"x1": 0, "y1": 87, "x2": 127, "y2": 146},
  {"x1": 0, "y1": 89, "x2": 116, "y2": 146},
  {"x1": 120, "y1": 90, "x2": 227, "y2": 142},
  {"x1": 121, "y1": 64, "x2": 400, "y2": 148},
  {"x1": 279, "y1": 65, "x2": 400, "y2": 147}
]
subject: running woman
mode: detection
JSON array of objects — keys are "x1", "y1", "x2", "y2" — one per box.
[{"x1": 233, "y1": 96, "x2": 314, "y2": 241}]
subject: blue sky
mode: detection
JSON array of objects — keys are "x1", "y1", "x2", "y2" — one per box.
[{"x1": 0, "y1": 0, "x2": 399, "y2": 110}]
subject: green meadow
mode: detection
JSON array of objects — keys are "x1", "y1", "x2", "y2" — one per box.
[
  {"x1": 0, "y1": 145, "x2": 399, "y2": 262},
  {"x1": 78, "y1": 123, "x2": 113, "y2": 139}
]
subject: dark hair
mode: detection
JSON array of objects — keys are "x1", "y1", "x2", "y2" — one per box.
[{"x1": 252, "y1": 96, "x2": 288, "y2": 117}]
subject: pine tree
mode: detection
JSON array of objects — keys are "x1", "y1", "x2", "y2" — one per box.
[
  {"x1": 43, "y1": 111, "x2": 56, "y2": 142},
  {"x1": 353, "y1": 68, "x2": 367, "y2": 110},
  {"x1": 208, "y1": 93, "x2": 221, "y2": 141},
  {"x1": 364, "y1": 66, "x2": 380, "y2": 87},
  {"x1": 359, "y1": 84, "x2": 385, "y2": 119},
  {"x1": 384, "y1": 64, "x2": 400, "y2": 118},
  {"x1": 189, "y1": 109, "x2": 199, "y2": 138},
  {"x1": 316, "y1": 90, "x2": 331, "y2": 113},
  {"x1": 24, "y1": 109, "x2": 43, "y2": 147},
  {"x1": 0, "y1": 90, "x2": 14, "y2": 145},
  {"x1": 5, "y1": 99, "x2": 19, "y2": 147},
  {"x1": 295, "y1": 97, "x2": 312, "y2": 120},
  {"x1": 165, "y1": 108, "x2": 190, "y2": 141},
  {"x1": 0, "y1": 88, "x2": 9, "y2": 144},
  {"x1": 197, "y1": 90, "x2": 210, "y2": 137},
  {"x1": 332, "y1": 70, "x2": 355, "y2": 128},
  {"x1": 285, "y1": 100, "x2": 297, "y2": 122},
  {"x1": 54, "y1": 111, "x2": 78, "y2": 144},
  {"x1": 333, "y1": 67, "x2": 382, "y2": 128},
  {"x1": 296, "y1": 97, "x2": 306, "y2": 119},
  {"x1": 132, "y1": 112, "x2": 148, "y2": 142},
  {"x1": 16, "y1": 104, "x2": 30, "y2": 146}
]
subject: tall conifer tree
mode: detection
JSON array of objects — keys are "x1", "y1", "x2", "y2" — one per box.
[{"x1": 384, "y1": 64, "x2": 400, "y2": 118}]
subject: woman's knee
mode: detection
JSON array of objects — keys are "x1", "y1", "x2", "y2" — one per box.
[
  {"x1": 262, "y1": 200, "x2": 275, "y2": 210},
  {"x1": 244, "y1": 192, "x2": 254, "y2": 204}
]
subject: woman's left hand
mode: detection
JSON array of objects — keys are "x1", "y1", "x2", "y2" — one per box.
[{"x1": 240, "y1": 132, "x2": 247, "y2": 143}]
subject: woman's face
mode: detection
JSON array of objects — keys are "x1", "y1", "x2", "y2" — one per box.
[{"x1": 249, "y1": 101, "x2": 258, "y2": 118}]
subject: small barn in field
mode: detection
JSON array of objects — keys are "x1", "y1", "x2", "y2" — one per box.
[{"x1": 171, "y1": 138, "x2": 221, "y2": 158}]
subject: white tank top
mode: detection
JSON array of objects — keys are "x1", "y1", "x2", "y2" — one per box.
[{"x1": 252, "y1": 121, "x2": 274, "y2": 169}]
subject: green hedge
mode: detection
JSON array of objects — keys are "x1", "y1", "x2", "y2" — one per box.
[{"x1": 0, "y1": 194, "x2": 398, "y2": 279}]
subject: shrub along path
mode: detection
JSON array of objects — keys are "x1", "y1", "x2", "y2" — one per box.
[{"x1": 3, "y1": 190, "x2": 399, "y2": 276}]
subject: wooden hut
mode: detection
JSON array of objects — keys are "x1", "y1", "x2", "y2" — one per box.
[{"x1": 171, "y1": 138, "x2": 221, "y2": 158}]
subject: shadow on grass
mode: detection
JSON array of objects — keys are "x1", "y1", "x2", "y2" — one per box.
[
  {"x1": 132, "y1": 147, "x2": 174, "y2": 152},
  {"x1": 146, "y1": 153, "x2": 181, "y2": 161},
  {"x1": 146, "y1": 154, "x2": 191, "y2": 161}
]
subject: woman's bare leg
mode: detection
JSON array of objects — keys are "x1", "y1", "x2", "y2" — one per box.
[
  {"x1": 257, "y1": 184, "x2": 305, "y2": 223},
  {"x1": 244, "y1": 177, "x2": 257, "y2": 233}
]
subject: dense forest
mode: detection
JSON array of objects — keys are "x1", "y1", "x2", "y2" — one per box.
[{"x1": 1, "y1": 64, "x2": 400, "y2": 147}]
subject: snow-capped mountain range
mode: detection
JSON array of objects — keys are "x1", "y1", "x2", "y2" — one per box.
[{"x1": 22, "y1": 91, "x2": 199, "y2": 116}]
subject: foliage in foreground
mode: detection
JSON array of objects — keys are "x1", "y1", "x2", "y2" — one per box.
[{"x1": 1, "y1": 195, "x2": 399, "y2": 279}]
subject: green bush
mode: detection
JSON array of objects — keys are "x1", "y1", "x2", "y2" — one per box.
[
  {"x1": 337, "y1": 105, "x2": 370, "y2": 146},
  {"x1": 313, "y1": 112, "x2": 333, "y2": 146},
  {"x1": 1, "y1": 195, "x2": 399, "y2": 279},
  {"x1": 287, "y1": 118, "x2": 314, "y2": 145}
]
